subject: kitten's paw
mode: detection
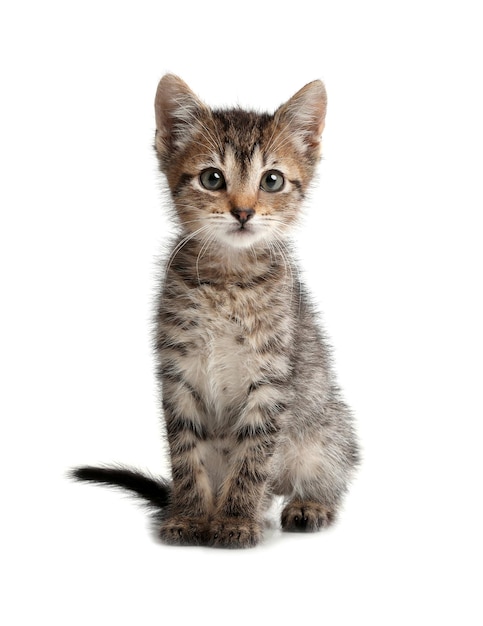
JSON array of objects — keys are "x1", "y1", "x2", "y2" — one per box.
[
  {"x1": 281, "y1": 500, "x2": 335, "y2": 532},
  {"x1": 210, "y1": 517, "x2": 262, "y2": 549},
  {"x1": 158, "y1": 515, "x2": 209, "y2": 546}
]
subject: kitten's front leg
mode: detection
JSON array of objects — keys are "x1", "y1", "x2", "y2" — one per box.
[
  {"x1": 159, "y1": 397, "x2": 214, "y2": 546},
  {"x1": 211, "y1": 398, "x2": 283, "y2": 548}
]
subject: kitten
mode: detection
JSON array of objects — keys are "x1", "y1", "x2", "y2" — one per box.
[{"x1": 72, "y1": 75, "x2": 359, "y2": 548}]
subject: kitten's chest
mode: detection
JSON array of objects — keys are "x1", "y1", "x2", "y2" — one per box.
[
  {"x1": 169, "y1": 283, "x2": 292, "y2": 420},
  {"x1": 192, "y1": 287, "x2": 267, "y2": 403}
]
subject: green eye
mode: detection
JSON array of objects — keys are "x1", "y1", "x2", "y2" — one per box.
[
  {"x1": 260, "y1": 170, "x2": 285, "y2": 192},
  {"x1": 200, "y1": 168, "x2": 226, "y2": 191}
]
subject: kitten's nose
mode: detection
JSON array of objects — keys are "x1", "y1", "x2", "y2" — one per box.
[{"x1": 231, "y1": 207, "x2": 255, "y2": 225}]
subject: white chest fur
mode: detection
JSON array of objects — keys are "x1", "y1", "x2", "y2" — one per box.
[{"x1": 183, "y1": 305, "x2": 253, "y2": 423}]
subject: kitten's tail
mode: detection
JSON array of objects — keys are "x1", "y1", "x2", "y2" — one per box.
[{"x1": 70, "y1": 465, "x2": 171, "y2": 508}]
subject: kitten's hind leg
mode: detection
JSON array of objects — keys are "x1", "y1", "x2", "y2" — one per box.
[
  {"x1": 281, "y1": 499, "x2": 335, "y2": 532},
  {"x1": 275, "y1": 425, "x2": 357, "y2": 533}
]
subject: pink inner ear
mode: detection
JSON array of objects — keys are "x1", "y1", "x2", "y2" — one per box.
[
  {"x1": 155, "y1": 75, "x2": 203, "y2": 135},
  {"x1": 274, "y1": 80, "x2": 327, "y2": 151},
  {"x1": 154, "y1": 75, "x2": 209, "y2": 155}
]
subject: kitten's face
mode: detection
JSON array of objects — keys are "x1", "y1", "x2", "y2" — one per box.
[{"x1": 154, "y1": 76, "x2": 327, "y2": 251}]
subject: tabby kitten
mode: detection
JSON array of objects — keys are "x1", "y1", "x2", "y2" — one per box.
[{"x1": 72, "y1": 75, "x2": 359, "y2": 548}]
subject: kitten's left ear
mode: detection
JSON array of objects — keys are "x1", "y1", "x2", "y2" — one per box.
[{"x1": 275, "y1": 80, "x2": 327, "y2": 155}]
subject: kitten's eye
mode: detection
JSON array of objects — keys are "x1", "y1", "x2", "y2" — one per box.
[
  {"x1": 200, "y1": 168, "x2": 226, "y2": 191},
  {"x1": 260, "y1": 170, "x2": 285, "y2": 192}
]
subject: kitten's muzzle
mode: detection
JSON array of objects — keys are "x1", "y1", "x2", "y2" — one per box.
[{"x1": 231, "y1": 207, "x2": 255, "y2": 225}]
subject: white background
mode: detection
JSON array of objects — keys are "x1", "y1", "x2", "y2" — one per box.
[{"x1": 1, "y1": 1, "x2": 482, "y2": 624}]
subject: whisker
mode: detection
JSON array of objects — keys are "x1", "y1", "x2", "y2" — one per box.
[
  {"x1": 196, "y1": 231, "x2": 217, "y2": 284},
  {"x1": 164, "y1": 225, "x2": 211, "y2": 278},
  {"x1": 269, "y1": 231, "x2": 298, "y2": 311}
]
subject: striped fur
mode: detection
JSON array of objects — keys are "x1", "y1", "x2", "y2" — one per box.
[{"x1": 72, "y1": 75, "x2": 359, "y2": 548}]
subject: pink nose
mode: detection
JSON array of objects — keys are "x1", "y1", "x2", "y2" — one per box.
[{"x1": 231, "y1": 207, "x2": 255, "y2": 224}]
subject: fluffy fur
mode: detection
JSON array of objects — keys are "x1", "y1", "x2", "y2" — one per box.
[{"x1": 71, "y1": 75, "x2": 359, "y2": 548}]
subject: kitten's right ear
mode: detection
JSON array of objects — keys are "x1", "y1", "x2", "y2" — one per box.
[{"x1": 154, "y1": 74, "x2": 208, "y2": 159}]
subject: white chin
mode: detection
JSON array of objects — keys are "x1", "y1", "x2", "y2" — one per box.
[{"x1": 219, "y1": 227, "x2": 268, "y2": 249}]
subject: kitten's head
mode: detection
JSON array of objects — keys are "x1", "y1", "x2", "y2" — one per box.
[{"x1": 154, "y1": 74, "x2": 326, "y2": 250}]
